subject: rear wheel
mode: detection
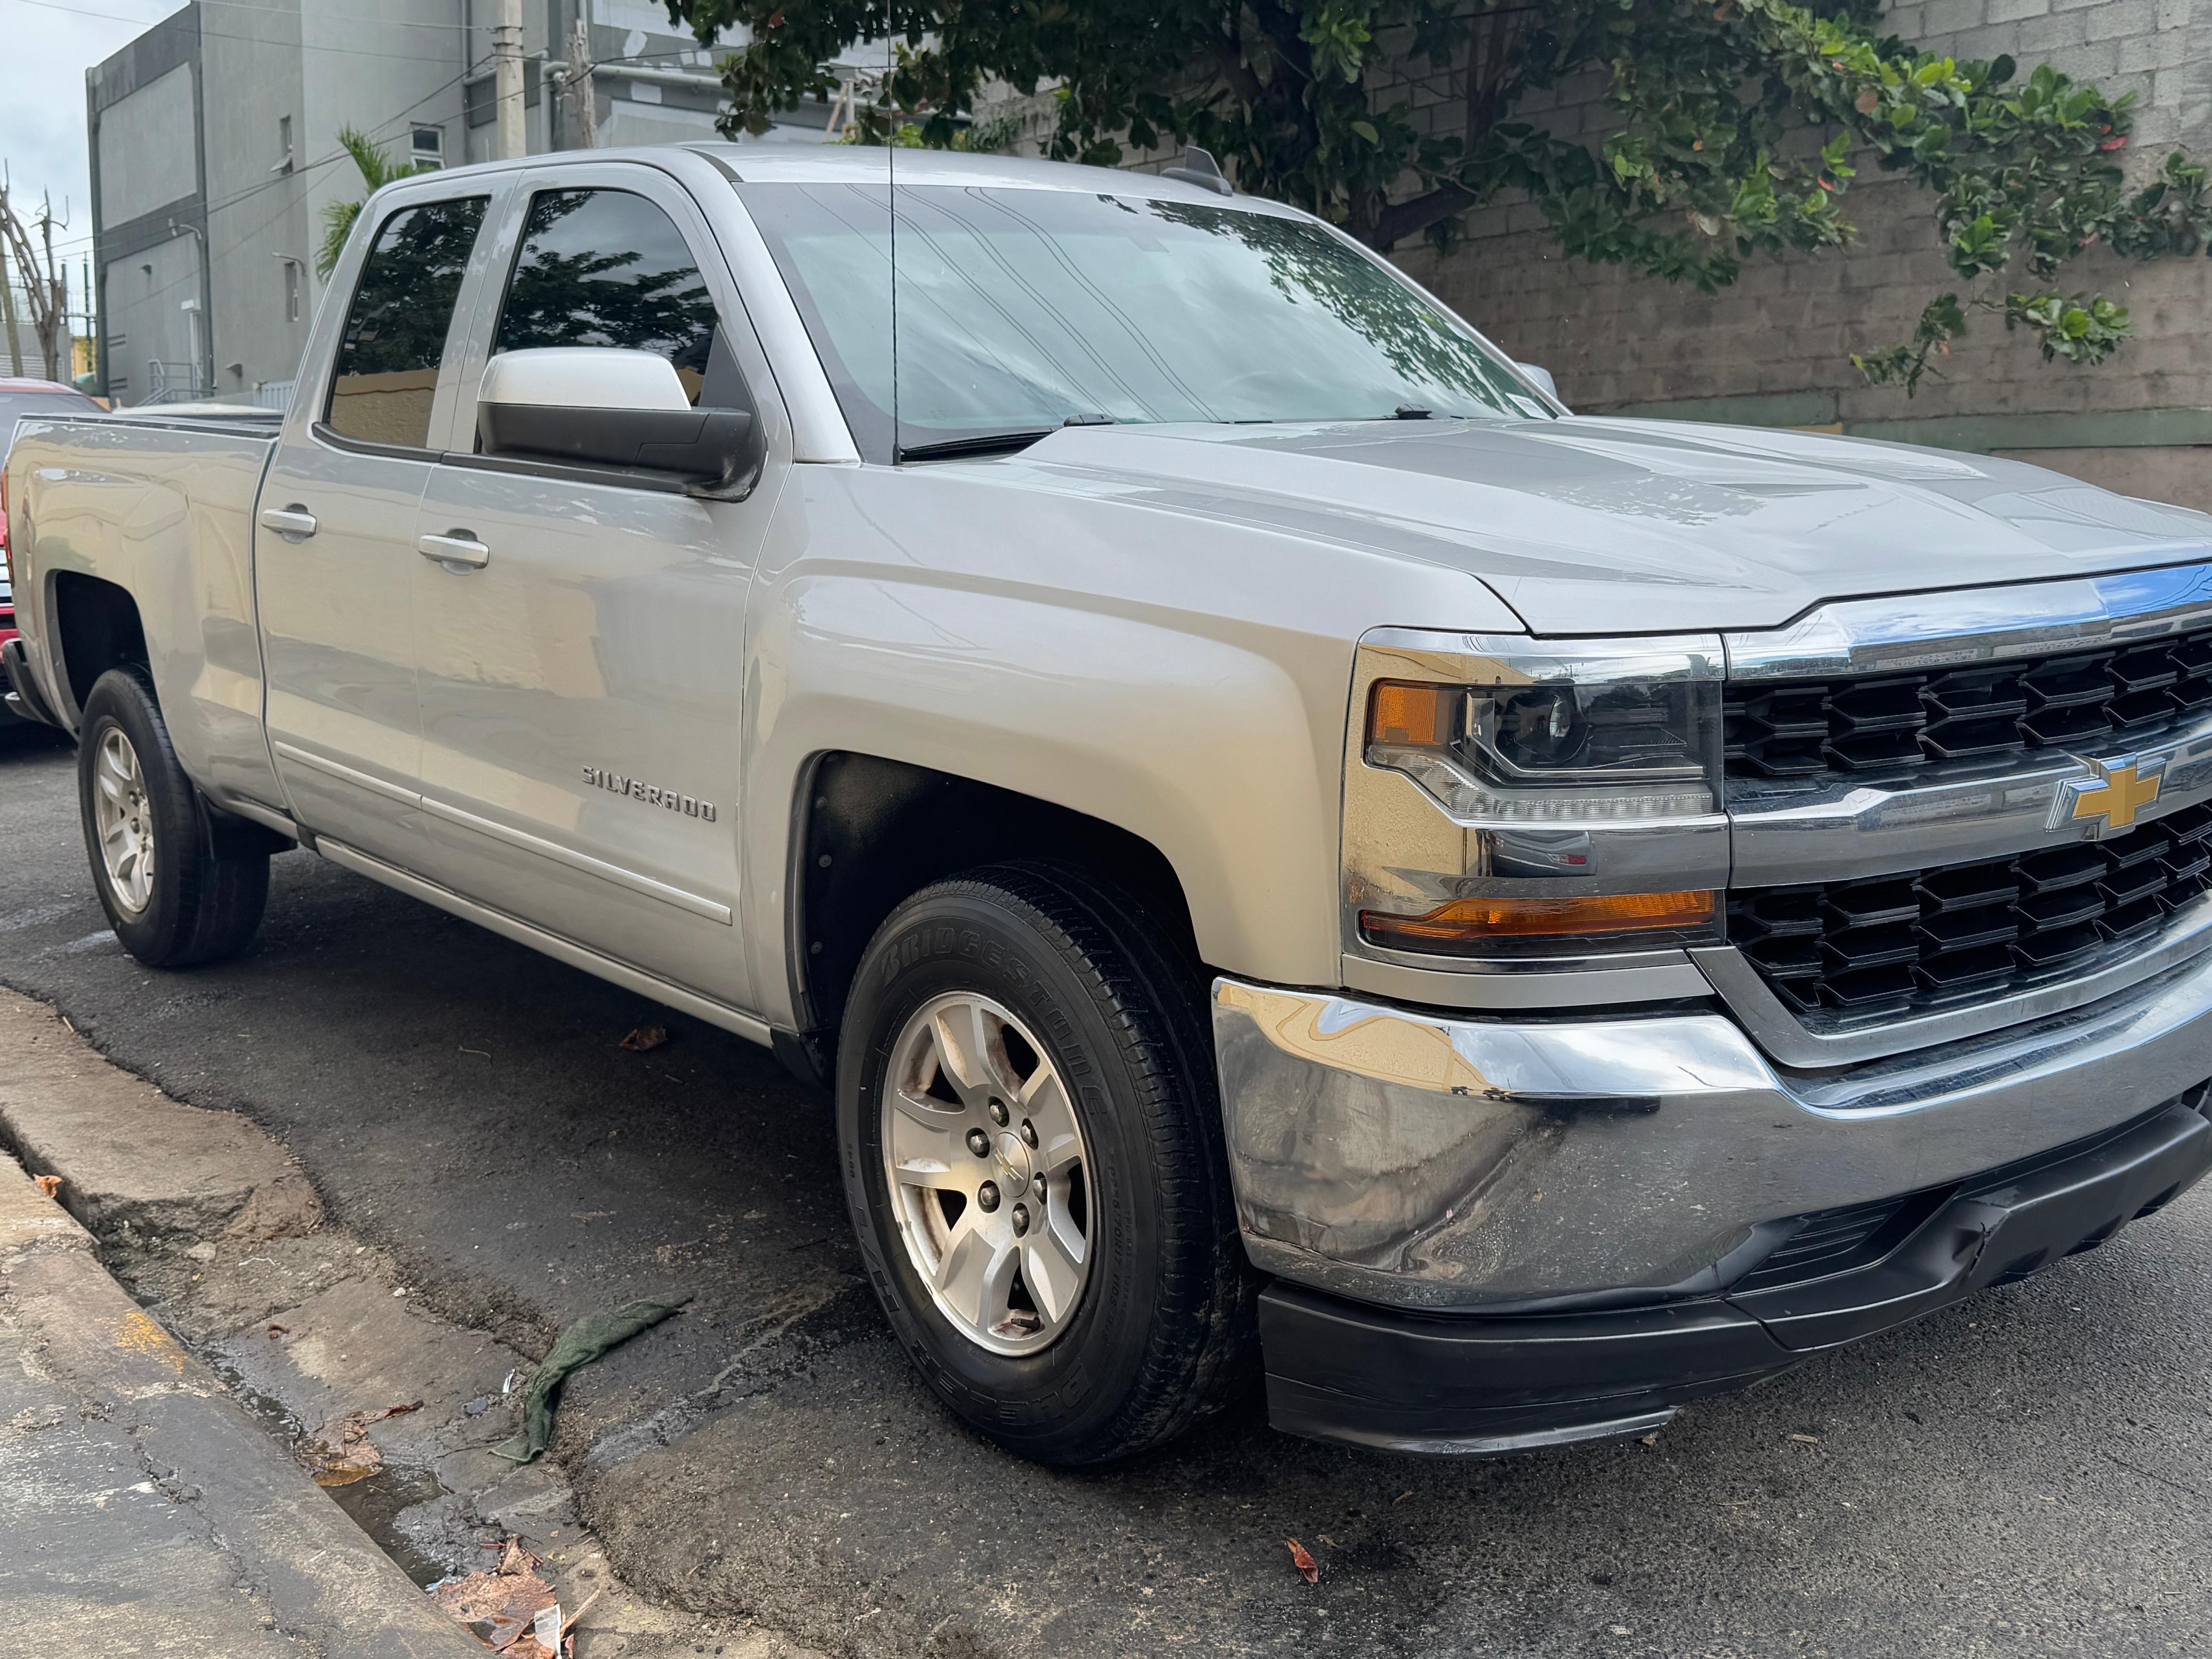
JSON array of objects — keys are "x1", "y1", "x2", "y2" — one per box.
[
  {"x1": 837, "y1": 862, "x2": 1252, "y2": 1465},
  {"x1": 78, "y1": 666, "x2": 269, "y2": 967}
]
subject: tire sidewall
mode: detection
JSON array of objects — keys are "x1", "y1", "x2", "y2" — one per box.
[
  {"x1": 838, "y1": 886, "x2": 1170, "y2": 1450},
  {"x1": 78, "y1": 668, "x2": 203, "y2": 960}
]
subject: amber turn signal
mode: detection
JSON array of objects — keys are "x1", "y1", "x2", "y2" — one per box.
[
  {"x1": 1361, "y1": 889, "x2": 1717, "y2": 949},
  {"x1": 1367, "y1": 680, "x2": 1448, "y2": 748}
]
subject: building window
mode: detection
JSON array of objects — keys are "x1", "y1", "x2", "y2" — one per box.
[
  {"x1": 283, "y1": 259, "x2": 301, "y2": 323},
  {"x1": 411, "y1": 125, "x2": 445, "y2": 169},
  {"x1": 276, "y1": 114, "x2": 293, "y2": 173}
]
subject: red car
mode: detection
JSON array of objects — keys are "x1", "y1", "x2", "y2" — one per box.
[{"x1": 1, "y1": 377, "x2": 105, "y2": 724}]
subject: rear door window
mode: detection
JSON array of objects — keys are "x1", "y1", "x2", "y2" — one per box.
[
  {"x1": 492, "y1": 188, "x2": 748, "y2": 412},
  {"x1": 325, "y1": 196, "x2": 489, "y2": 449}
]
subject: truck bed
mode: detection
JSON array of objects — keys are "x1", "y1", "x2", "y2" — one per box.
[{"x1": 4, "y1": 408, "x2": 284, "y2": 814}]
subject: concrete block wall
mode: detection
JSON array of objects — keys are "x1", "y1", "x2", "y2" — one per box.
[{"x1": 1379, "y1": 0, "x2": 2212, "y2": 508}]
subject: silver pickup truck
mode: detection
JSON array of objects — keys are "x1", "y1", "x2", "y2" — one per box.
[{"x1": 10, "y1": 145, "x2": 2212, "y2": 1465}]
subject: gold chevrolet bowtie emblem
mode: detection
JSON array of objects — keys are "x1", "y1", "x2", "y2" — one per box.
[{"x1": 2061, "y1": 759, "x2": 2164, "y2": 834}]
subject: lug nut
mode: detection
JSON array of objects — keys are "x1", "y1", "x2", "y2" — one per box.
[
  {"x1": 977, "y1": 1182, "x2": 1000, "y2": 1213},
  {"x1": 988, "y1": 1097, "x2": 1010, "y2": 1127},
  {"x1": 1011, "y1": 1204, "x2": 1030, "y2": 1236},
  {"x1": 1019, "y1": 1119, "x2": 1037, "y2": 1149},
  {"x1": 966, "y1": 1128, "x2": 991, "y2": 1158},
  {"x1": 1032, "y1": 1176, "x2": 1045, "y2": 1202}
]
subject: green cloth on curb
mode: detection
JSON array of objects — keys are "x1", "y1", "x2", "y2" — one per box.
[{"x1": 492, "y1": 1292, "x2": 693, "y2": 1464}]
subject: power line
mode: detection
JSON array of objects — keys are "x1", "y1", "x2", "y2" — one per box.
[{"x1": 6, "y1": 0, "x2": 483, "y2": 63}]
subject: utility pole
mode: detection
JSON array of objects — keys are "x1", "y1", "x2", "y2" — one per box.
[
  {"x1": 493, "y1": 0, "x2": 526, "y2": 161},
  {"x1": 566, "y1": 20, "x2": 596, "y2": 149}
]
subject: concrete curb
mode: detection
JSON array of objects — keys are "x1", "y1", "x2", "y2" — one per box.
[
  {"x1": 0, "y1": 993, "x2": 322, "y2": 1242},
  {"x1": 0, "y1": 1152, "x2": 481, "y2": 1656}
]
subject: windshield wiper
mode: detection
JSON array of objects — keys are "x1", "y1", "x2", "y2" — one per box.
[
  {"x1": 897, "y1": 414, "x2": 1118, "y2": 464},
  {"x1": 896, "y1": 429, "x2": 1055, "y2": 463}
]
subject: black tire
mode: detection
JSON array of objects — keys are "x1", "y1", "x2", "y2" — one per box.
[
  {"x1": 78, "y1": 665, "x2": 269, "y2": 967},
  {"x1": 837, "y1": 862, "x2": 1254, "y2": 1465}
]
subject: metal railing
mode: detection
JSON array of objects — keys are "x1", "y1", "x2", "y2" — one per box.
[{"x1": 141, "y1": 359, "x2": 207, "y2": 405}]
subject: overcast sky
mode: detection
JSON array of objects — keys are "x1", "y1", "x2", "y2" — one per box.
[{"x1": 2, "y1": 0, "x2": 188, "y2": 284}]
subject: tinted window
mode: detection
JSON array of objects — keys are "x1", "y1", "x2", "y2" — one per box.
[
  {"x1": 326, "y1": 196, "x2": 488, "y2": 448},
  {"x1": 493, "y1": 190, "x2": 725, "y2": 405}
]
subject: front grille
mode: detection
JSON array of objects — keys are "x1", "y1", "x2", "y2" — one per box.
[
  {"x1": 1731, "y1": 802, "x2": 2212, "y2": 1020},
  {"x1": 1724, "y1": 624, "x2": 2212, "y2": 780}
]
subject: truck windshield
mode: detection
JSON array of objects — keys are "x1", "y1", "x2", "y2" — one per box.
[{"x1": 737, "y1": 182, "x2": 1547, "y2": 463}]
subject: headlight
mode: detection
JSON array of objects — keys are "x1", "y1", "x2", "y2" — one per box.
[{"x1": 1345, "y1": 630, "x2": 1729, "y2": 960}]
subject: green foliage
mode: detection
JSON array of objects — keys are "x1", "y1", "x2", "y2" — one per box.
[
  {"x1": 1853, "y1": 292, "x2": 1967, "y2": 395},
  {"x1": 316, "y1": 127, "x2": 431, "y2": 279},
  {"x1": 665, "y1": 0, "x2": 2212, "y2": 390}
]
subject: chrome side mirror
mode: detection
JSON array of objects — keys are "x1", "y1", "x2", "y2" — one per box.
[{"x1": 477, "y1": 347, "x2": 764, "y2": 497}]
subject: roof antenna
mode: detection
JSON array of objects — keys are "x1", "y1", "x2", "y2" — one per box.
[{"x1": 1162, "y1": 146, "x2": 1233, "y2": 196}]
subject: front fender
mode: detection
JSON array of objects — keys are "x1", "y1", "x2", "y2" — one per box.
[{"x1": 738, "y1": 463, "x2": 1522, "y2": 1027}]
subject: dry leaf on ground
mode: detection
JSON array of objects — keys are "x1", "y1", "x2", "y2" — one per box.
[
  {"x1": 1286, "y1": 1538, "x2": 1319, "y2": 1584},
  {"x1": 301, "y1": 1400, "x2": 424, "y2": 1487},
  {"x1": 433, "y1": 1566, "x2": 558, "y2": 1651},
  {"x1": 32, "y1": 1174, "x2": 62, "y2": 1199},
  {"x1": 619, "y1": 1024, "x2": 668, "y2": 1052}
]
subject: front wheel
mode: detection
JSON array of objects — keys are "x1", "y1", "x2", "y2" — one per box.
[
  {"x1": 837, "y1": 864, "x2": 1252, "y2": 1465},
  {"x1": 78, "y1": 666, "x2": 269, "y2": 967}
]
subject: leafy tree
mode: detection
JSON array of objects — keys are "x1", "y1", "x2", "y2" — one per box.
[
  {"x1": 317, "y1": 127, "x2": 430, "y2": 279},
  {"x1": 667, "y1": 0, "x2": 2212, "y2": 391}
]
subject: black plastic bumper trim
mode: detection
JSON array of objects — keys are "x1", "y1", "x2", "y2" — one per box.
[
  {"x1": 1, "y1": 637, "x2": 60, "y2": 728},
  {"x1": 1260, "y1": 1096, "x2": 2212, "y2": 1456}
]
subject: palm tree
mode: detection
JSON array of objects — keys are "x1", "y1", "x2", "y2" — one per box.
[{"x1": 316, "y1": 128, "x2": 426, "y2": 278}]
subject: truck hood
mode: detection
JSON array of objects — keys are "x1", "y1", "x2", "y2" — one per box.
[{"x1": 1015, "y1": 417, "x2": 2212, "y2": 634}]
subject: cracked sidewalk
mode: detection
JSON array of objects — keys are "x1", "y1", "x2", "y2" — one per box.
[{"x1": 0, "y1": 1150, "x2": 481, "y2": 1658}]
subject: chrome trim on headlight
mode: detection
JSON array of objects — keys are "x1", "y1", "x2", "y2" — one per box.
[
  {"x1": 1343, "y1": 629, "x2": 1728, "y2": 968},
  {"x1": 1339, "y1": 949, "x2": 1714, "y2": 1010}
]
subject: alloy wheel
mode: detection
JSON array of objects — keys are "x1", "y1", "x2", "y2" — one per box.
[
  {"x1": 881, "y1": 992, "x2": 1095, "y2": 1356},
  {"x1": 93, "y1": 727, "x2": 156, "y2": 916}
]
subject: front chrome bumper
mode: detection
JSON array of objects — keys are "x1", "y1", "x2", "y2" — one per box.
[{"x1": 1212, "y1": 948, "x2": 2212, "y2": 1313}]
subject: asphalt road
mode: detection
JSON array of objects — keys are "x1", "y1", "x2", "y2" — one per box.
[{"x1": 4, "y1": 729, "x2": 2210, "y2": 1658}]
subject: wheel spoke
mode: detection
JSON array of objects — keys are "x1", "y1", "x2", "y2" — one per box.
[
  {"x1": 932, "y1": 1219, "x2": 1017, "y2": 1330},
  {"x1": 1020, "y1": 1067, "x2": 1082, "y2": 1165},
  {"x1": 889, "y1": 1085, "x2": 958, "y2": 1130},
  {"x1": 1024, "y1": 1226, "x2": 1084, "y2": 1325},
  {"x1": 928, "y1": 1006, "x2": 988, "y2": 1096},
  {"x1": 888, "y1": 1106, "x2": 974, "y2": 1193}
]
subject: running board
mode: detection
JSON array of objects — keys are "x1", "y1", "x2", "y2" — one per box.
[{"x1": 313, "y1": 836, "x2": 775, "y2": 1049}]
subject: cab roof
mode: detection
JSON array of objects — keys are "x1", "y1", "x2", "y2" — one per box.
[{"x1": 412, "y1": 143, "x2": 1309, "y2": 219}]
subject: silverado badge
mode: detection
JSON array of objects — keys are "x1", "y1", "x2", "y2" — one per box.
[
  {"x1": 582, "y1": 766, "x2": 718, "y2": 822},
  {"x1": 2051, "y1": 756, "x2": 2163, "y2": 836}
]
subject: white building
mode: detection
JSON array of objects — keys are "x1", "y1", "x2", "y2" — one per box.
[{"x1": 87, "y1": 0, "x2": 860, "y2": 407}]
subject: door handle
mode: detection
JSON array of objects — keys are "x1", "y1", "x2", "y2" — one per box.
[
  {"x1": 417, "y1": 531, "x2": 490, "y2": 569},
  {"x1": 258, "y1": 504, "x2": 318, "y2": 541}
]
